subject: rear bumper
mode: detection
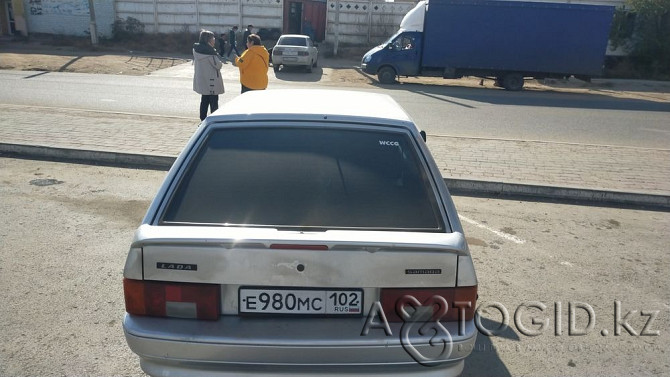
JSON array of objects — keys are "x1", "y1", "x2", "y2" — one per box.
[
  {"x1": 274, "y1": 56, "x2": 312, "y2": 66},
  {"x1": 140, "y1": 359, "x2": 465, "y2": 377},
  {"x1": 124, "y1": 314, "x2": 476, "y2": 376}
]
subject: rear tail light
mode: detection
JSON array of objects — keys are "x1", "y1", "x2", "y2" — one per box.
[
  {"x1": 298, "y1": 51, "x2": 309, "y2": 56},
  {"x1": 273, "y1": 48, "x2": 283, "y2": 55},
  {"x1": 124, "y1": 278, "x2": 220, "y2": 320},
  {"x1": 380, "y1": 286, "x2": 477, "y2": 322}
]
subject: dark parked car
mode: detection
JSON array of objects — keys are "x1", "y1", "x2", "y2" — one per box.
[{"x1": 257, "y1": 27, "x2": 282, "y2": 41}]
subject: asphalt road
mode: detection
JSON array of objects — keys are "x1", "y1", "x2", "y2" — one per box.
[
  {"x1": 1, "y1": 69, "x2": 669, "y2": 148},
  {"x1": 1, "y1": 158, "x2": 668, "y2": 376}
]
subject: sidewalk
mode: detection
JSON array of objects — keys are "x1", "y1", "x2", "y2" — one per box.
[{"x1": 1, "y1": 103, "x2": 668, "y2": 208}]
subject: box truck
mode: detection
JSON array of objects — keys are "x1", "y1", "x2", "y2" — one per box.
[{"x1": 361, "y1": 0, "x2": 615, "y2": 90}]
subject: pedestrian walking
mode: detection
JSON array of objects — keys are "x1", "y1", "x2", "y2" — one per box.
[
  {"x1": 192, "y1": 30, "x2": 225, "y2": 120},
  {"x1": 217, "y1": 33, "x2": 227, "y2": 59},
  {"x1": 233, "y1": 33, "x2": 269, "y2": 93},
  {"x1": 242, "y1": 25, "x2": 253, "y2": 51},
  {"x1": 226, "y1": 26, "x2": 240, "y2": 60}
]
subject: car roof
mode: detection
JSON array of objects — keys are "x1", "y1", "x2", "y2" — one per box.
[{"x1": 207, "y1": 89, "x2": 415, "y2": 127}]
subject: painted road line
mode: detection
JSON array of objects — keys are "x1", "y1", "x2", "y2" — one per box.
[{"x1": 459, "y1": 215, "x2": 526, "y2": 244}]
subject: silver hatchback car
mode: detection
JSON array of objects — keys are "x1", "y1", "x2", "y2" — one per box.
[{"x1": 123, "y1": 89, "x2": 478, "y2": 377}]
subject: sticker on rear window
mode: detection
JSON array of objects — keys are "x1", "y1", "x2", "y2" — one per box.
[{"x1": 379, "y1": 140, "x2": 400, "y2": 146}]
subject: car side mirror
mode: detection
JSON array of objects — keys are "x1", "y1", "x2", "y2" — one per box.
[{"x1": 420, "y1": 131, "x2": 426, "y2": 142}]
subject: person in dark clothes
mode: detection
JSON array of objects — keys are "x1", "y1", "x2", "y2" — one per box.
[
  {"x1": 226, "y1": 26, "x2": 240, "y2": 59},
  {"x1": 217, "y1": 33, "x2": 227, "y2": 59},
  {"x1": 242, "y1": 25, "x2": 253, "y2": 51}
]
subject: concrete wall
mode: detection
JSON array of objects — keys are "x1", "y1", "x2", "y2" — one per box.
[
  {"x1": 114, "y1": 0, "x2": 283, "y2": 35},
  {"x1": 113, "y1": 0, "x2": 411, "y2": 45},
  {"x1": 325, "y1": 0, "x2": 414, "y2": 45},
  {"x1": 23, "y1": 0, "x2": 114, "y2": 37}
]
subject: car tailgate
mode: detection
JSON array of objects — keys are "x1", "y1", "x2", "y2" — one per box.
[{"x1": 133, "y1": 225, "x2": 467, "y2": 288}]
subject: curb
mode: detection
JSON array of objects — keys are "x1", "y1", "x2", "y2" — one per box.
[
  {"x1": 445, "y1": 179, "x2": 670, "y2": 210},
  {"x1": 2, "y1": 143, "x2": 669, "y2": 211},
  {"x1": 0, "y1": 143, "x2": 175, "y2": 171}
]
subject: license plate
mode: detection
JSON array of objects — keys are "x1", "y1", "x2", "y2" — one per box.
[
  {"x1": 239, "y1": 288, "x2": 363, "y2": 315},
  {"x1": 283, "y1": 51, "x2": 298, "y2": 56}
]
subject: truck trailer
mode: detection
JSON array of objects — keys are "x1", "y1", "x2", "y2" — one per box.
[{"x1": 361, "y1": 0, "x2": 615, "y2": 90}]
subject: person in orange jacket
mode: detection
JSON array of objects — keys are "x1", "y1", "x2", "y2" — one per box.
[{"x1": 234, "y1": 34, "x2": 269, "y2": 93}]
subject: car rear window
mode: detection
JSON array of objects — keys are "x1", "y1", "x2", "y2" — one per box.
[
  {"x1": 161, "y1": 127, "x2": 444, "y2": 231},
  {"x1": 278, "y1": 37, "x2": 307, "y2": 46}
]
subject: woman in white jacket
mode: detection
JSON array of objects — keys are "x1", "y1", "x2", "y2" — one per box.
[{"x1": 193, "y1": 30, "x2": 225, "y2": 120}]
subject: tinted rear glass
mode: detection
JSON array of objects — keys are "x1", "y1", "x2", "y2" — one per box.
[
  {"x1": 162, "y1": 127, "x2": 444, "y2": 231},
  {"x1": 278, "y1": 37, "x2": 307, "y2": 46}
]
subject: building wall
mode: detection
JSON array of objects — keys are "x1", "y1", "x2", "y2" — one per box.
[
  {"x1": 23, "y1": 0, "x2": 114, "y2": 37},
  {"x1": 114, "y1": 0, "x2": 283, "y2": 35},
  {"x1": 113, "y1": 0, "x2": 408, "y2": 44},
  {"x1": 325, "y1": 0, "x2": 414, "y2": 45}
]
